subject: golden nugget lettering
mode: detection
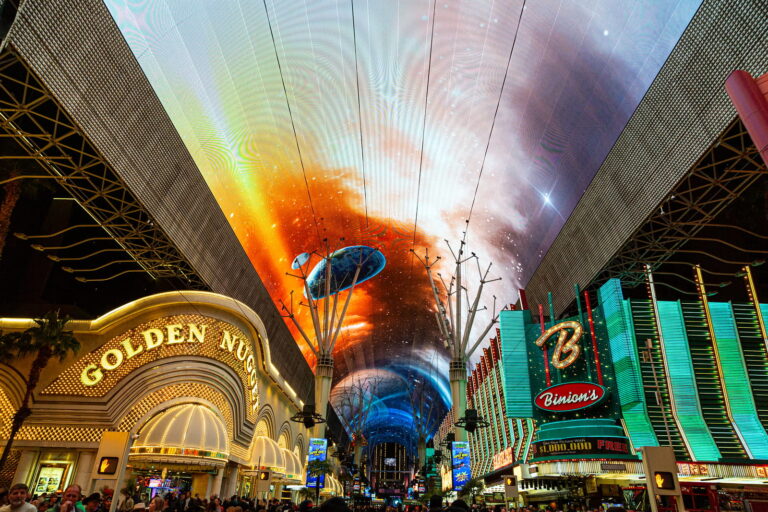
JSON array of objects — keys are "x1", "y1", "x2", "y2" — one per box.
[{"x1": 80, "y1": 323, "x2": 258, "y2": 409}]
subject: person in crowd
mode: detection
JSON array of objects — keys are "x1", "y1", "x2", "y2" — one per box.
[
  {"x1": 445, "y1": 500, "x2": 468, "y2": 512},
  {"x1": 149, "y1": 497, "x2": 165, "y2": 512},
  {"x1": 0, "y1": 484, "x2": 35, "y2": 512},
  {"x1": 116, "y1": 490, "x2": 134, "y2": 512},
  {"x1": 317, "y1": 498, "x2": 349, "y2": 512},
  {"x1": 427, "y1": 496, "x2": 442, "y2": 512},
  {"x1": 297, "y1": 501, "x2": 312, "y2": 512},
  {"x1": 82, "y1": 494, "x2": 101, "y2": 512},
  {"x1": 56, "y1": 486, "x2": 85, "y2": 512},
  {"x1": 133, "y1": 504, "x2": 146, "y2": 512}
]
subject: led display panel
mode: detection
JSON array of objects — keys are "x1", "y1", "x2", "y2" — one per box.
[
  {"x1": 451, "y1": 441, "x2": 471, "y2": 491},
  {"x1": 306, "y1": 438, "x2": 328, "y2": 488},
  {"x1": 104, "y1": 0, "x2": 702, "y2": 443}
]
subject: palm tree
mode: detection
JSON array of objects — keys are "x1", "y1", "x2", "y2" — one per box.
[
  {"x1": 457, "y1": 477, "x2": 484, "y2": 502},
  {"x1": 306, "y1": 459, "x2": 333, "y2": 504},
  {"x1": 0, "y1": 310, "x2": 80, "y2": 469},
  {"x1": 297, "y1": 487, "x2": 314, "y2": 502}
]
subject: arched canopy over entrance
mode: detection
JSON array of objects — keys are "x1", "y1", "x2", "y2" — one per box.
[{"x1": 130, "y1": 403, "x2": 229, "y2": 467}]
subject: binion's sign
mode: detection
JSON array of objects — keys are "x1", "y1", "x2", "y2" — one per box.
[{"x1": 534, "y1": 382, "x2": 606, "y2": 412}]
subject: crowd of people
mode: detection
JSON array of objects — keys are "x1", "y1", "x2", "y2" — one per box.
[
  {"x1": 0, "y1": 483, "x2": 628, "y2": 512},
  {"x1": 403, "y1": 496, "x2": 626, "y2": 512}
]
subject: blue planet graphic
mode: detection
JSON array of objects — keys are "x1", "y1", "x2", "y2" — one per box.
[
  {"x1": 304, "y1": 246, "x2": 386, "y2": 299},
  {"x1": 291, "y1": 252, "x2": 310, "y2": 269}
]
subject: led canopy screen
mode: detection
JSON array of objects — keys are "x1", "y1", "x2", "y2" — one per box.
[{"x1": 105, "y1": 0, "x2": 701, "y2": 443}]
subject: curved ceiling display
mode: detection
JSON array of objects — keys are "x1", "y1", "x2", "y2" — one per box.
[{"x1": 104, "y1": 0, "x2": 702, "y2": 447}]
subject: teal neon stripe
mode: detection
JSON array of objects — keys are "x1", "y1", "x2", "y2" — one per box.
[
  {"x1": 515, "y1": 418, "x2": 524, "y2": 460},
  {"x1": 522, "y1": 418, "x2": 534, "y2": 462},
  {"x1": 499, "y1": 310, "x2": 534, "y2": 417},
  {"x1": 598, "y1": 279, "x2": 658, "y2": 448},
  {"x1": 709, "y1": 302, "x2": 768, "y2": 459},
  {"x1": 657, "y1": 301, "x2": 721, "y2": 461}
]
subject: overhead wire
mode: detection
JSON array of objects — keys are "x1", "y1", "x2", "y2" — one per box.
[
  {"x1": 350, "y1": 0, "x2": 369, "y2": 229},
  {"x1": 410, "y1": 0, "x2": 439, "y2": 254},
  {"x1": 464, "y1": 0, "x2": 527, "y2": 241},
  {"x1": 261, "y1": 0, "x2": 323, "y2": 244}
]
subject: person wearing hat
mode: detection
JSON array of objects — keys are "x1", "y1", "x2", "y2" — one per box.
[{"x1": 82, "y1": 494, "x2": 101, "y2": 512}]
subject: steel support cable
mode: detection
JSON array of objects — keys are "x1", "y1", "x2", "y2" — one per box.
[
  {"x1": 262, "y1": 0, "x2": 322, "y2": 244},
  {"x1": 464, "y1": 0, "x2": 526, "y2": 241},
  {"x1": 350, "y1": 0, "x2": 369, "y2": 229},
  {"x1": 410, "y1": 0, "x2": 439, "y2": 251}
]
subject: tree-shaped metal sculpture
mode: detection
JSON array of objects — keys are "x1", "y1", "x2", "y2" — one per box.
[
  {"x1": 412, "y1": 240, "x2": 500, "y2": 441},
  {"x1": 334, "y1": 374, "x2": 382, "y2": 466},
  {"x1": 280, "y1": 242, "x2": 384, "y2": 433},
  {"x1": 408, "y1": 375, "x2": 439, "y2": 470}
]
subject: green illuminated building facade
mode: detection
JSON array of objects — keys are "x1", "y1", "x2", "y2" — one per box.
[{"x1": 462, "y1": 277, "x2": 768, "y2": 481}]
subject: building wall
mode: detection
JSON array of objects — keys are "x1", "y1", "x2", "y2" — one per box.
[{"x1": 0, "y1": 292, "x2": 309, "y2": 493}]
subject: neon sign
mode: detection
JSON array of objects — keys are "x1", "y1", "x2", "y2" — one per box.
[
  {"x1": 534, "y1": 382, "x2": 606, "y2": 412},
  {"x1": 78, "y1": 321, "x2": 259, "y2": 411},
  {"x1": 535, "y1": 320, "x2": 583, "y2": 369}
]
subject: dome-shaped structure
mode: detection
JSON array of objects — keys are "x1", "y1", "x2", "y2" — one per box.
[
  {"x1": 249, "y1": 436, "x2": 285, "y2": 471},
  {"x1": 280, "y1": 448, "x2": 303, "y2": 482},
  {"x1": 321, "y1": 475, "x2": 343, "y2": 496},
  {"x1": 130, "y1": 404, "x2": 229, "y2": 467}
]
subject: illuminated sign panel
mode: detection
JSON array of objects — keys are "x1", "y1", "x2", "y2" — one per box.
[
  {"x1": 654, "y1": 472, "x2": 675, "y2": 490},
  {"x1": 531, "y1": 437, "x2": 629, "y2": 458},
  {"x1": 534, "y1": 382, "x2": 606, "y2": 412},
  {"x1": 43, "y1": 315, "x2": 261, "y2": 414},
  {"x1": 451, "y1": 441, "x2": 471, "y2": 491},
  {"x1": 535, "y1": 321, "x2": 583, "y2": 369},
  {"x1": 97, "y1": 457, "x2": 119, "y2": 475},
  {"x1": 492, "y1": 447, "x2": 514, "y2": 470},
  {"x1": 306, "y1": 438, "x2": 328, "y2": 489}
]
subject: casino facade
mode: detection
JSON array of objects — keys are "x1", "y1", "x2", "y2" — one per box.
[
  {"x1": 0, "y1": 291, "x2": 310, "y2": 499},
  {"x1": 434, "y1": 275, "x2": 768, "y2": 510}
]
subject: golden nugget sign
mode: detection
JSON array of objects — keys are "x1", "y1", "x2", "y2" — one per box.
[{"x1": 79, "y1": 322, "x2": 259, "y2": 410}]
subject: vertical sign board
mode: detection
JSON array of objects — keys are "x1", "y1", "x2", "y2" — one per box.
[
  {"x1": 306, "y1": 438, "x2": 328, "y2": 489},
  {"x1": 451, "y1": 441, "x2": 471, "y2": 491}
]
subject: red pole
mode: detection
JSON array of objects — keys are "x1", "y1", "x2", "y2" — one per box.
[
  {"x1": 583, "y1": 290, "x2": 603, "y2": 385},
  {"x1": 539, "y1": 304, "x2": 551, "y2": 386}
]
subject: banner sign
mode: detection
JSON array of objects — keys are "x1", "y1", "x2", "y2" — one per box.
[
  {"x1": 451, "y1": 441, "x2": 471, "y2": 491},
  {"x1": 531, "y1": 437, "x2": 629, "y2": 457},
  {"x1": 306, "y1": 438, "x2": 328, "y2": 488},
  {"x1": 492, "y1": 447, "x2": 514, "y2": 470},
  {"x1": 534, "y1": 382, "x2": 606, "y2": 412}
]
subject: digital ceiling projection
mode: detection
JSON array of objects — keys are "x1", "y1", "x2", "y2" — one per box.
[{"x1": 105, "y1": 0, "x2": 701, "y2": 447}]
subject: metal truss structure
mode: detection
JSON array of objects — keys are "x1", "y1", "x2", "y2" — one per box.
[
  {"x1": 591, "y1": 117, "x2": 767, "y2": 291},
  {"x1": 0, "y1": 48, "x2": 206, "y2": 287}
]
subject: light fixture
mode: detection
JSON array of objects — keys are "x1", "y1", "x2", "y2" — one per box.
[
  {"x1": 455, "y1": 409, "x2": 490, "y2": 434},
  {"x1": 290, "y1": 404, "x2": 326, "y2": 429}
]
